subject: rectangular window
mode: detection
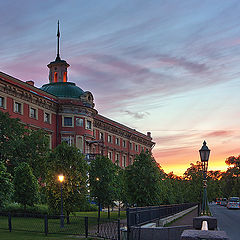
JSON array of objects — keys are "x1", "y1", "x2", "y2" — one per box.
[
  {"x1": 86, "y1": 120, "x2": 92, "y2": 129},
  {"x1": 30, "y1": 107, "x2": 37, "y2": 119},
  {"x1": 123, "y1": 140, "x2": 126, "y2": 148},
  {"x1": 108, "y1": 135, "x2": 112, "y2": 143},
  {"x1": 100, "y1": 132, "x2": 104, "y2": 140},
  {"x1": 0, "y1": 97, "x2": 4, "y2": 108},
  {"x1": 61, "y1": 136, "x2": 73, "y2": 146},
  {"x1": 123, "y1": 155, "x2": 127, "y2": 168},
  {"x1": 129, "y1": 157, "x2": 133, "y2": 165},
  {"x1": 76, "y1": 118, "x2": 84, "y2": 127},
  {"x1": 129, "y1": 142, "x2": 133, "y2": 150},
  {"x1": 14, "y1": 102, "x2": 22, "y2": 114},
  {"x1": 135, "y1": 144, "x2": 138, "y2": 152},
  {"x1": 115, "y1": 153, "x2": 119, "y2": 165},
  {"x1": 44, "y1": 112, "x2": 51, "y2": 124},
  {"x1": 115, "y1": 137, "x2": 119, "y2": 145},
  {"x1": 108, "y1": 151, "x2": 112, "y2": 160},
  {"x1": 64, "y1": 117, "x2": 73, "y2": 126}
]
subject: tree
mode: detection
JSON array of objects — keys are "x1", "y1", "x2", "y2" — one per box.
[
  {"x1": 124, "y1": 151, "x2": 162, "y2": 207},
  {"x1": 13, "y1": 162, "x2": 39, "y2": 211},
  {"x1": 0, "y1": 111, "x2": 49, "y2": 178},
  {"x1": 46, "y1": 142, "x2": 88, "y2": 220},
  {"x1": 89, "y1": 155, "x2": 116, "y2": 219},
  {"x1": 0, "y1": 112, "x2": 25, "y2": 168},
  {"x1": 0, "y1": 162, "x2": 13, "y2": 209},
  {"x1": 15, "y1": 129, "x2": 50, "y2": 179}
]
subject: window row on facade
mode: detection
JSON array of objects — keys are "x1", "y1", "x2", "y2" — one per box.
[{"x1": 0, "y1": 95, "x2": 51, "y2": 123}]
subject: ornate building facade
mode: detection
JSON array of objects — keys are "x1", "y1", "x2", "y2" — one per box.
[{"x1": 0, "y1": 25, "x2": 154, "y2": 168}]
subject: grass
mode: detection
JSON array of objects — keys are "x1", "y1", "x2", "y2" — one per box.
[
  {"x1": 0, "y1": 229, "x2": 100, "y2": 240},
  {"x1": 0, "y1": 211, "x2": 126, "y2": 239}
]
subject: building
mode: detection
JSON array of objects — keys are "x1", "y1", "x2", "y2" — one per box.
[{"x1": 0, "y1": 24, "x2": 154, "y2": 168}]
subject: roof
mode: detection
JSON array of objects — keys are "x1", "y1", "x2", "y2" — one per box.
[{"x1": 40, "y1": 82, "x2": 85, "y2": 99}]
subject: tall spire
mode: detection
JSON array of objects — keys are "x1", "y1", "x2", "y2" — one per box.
[{"x1": 56, "y1": 20, "x2": 61, "y2": 61}]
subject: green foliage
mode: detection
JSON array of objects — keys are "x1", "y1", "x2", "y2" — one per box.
[
  {"x1": 0, "y1": 162, "x2": 13, "y2": 209},
  {"x1": 124, "y1": 151, "x2": 162, "y2": 206},
  {"x1": 13, "y1": 162, "x2": 39, "y2": 210},
  {"x1": 0, "y1": 112, "x2": 25, "y2": 168},
  {"x1": 0, "y1": 111, "x2": 49, "y2": 178},
  {"x1": 89, "y1": 155, "x2": 116, "y2": 207},
  {"x1": 46, "y1": 142, "x2": 88, "y2": 216},
  {"x1": 1, "y1": 202, "x2": 48, "y2": 214}
]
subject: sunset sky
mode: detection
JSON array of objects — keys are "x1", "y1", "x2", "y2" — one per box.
[{"x1": 1, "y1": 0, "x2": 240, "y2": 175}]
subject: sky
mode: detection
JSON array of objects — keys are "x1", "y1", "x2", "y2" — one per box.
[{"x1": 1, "y1": 0, "x2": 240, "y2": 175}]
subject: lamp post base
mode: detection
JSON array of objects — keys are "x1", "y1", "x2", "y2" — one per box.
[{"x1": 60, "y1": 215, "x2": 64, "y2": 228}]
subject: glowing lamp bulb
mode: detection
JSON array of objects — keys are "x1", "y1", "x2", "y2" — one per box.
[{"x1": 58, "y1": 175, "x2": 64, "y2": 182}]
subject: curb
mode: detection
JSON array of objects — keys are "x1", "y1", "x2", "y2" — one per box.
[{"x1": 159, "y1": 205, "x2": 198, "y2": 227}]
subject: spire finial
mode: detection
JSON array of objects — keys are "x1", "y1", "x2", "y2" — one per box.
[{"x1": 56, "y1": 20, "x2": 61, "y2": 61}]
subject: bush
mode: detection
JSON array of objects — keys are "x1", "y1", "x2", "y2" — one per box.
[{"x1": 1, "y1": 203, "x2": 48, "y2": 215}]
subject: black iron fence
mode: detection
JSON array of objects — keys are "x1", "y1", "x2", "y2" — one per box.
[
  {"x1": 0, "y1": 212, "x2": 124, "y2": 240},
  {"x1": 127, "y1": 203, "x2": 196, "y2": 228}
]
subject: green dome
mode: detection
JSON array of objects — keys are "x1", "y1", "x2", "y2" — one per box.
[{"x1": 40, "y1": 82, "x2": 85, "y2": 99}]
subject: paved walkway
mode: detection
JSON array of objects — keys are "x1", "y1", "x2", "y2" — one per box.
[{"x1": 168, "y1": 208, "x2": 198, "y2": 227}]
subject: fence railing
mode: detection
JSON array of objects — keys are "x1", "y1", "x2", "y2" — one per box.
[
  {"x1": 127, "y1": 203, "x2": 196, "y2": 228},
  {"x1": 0, "y1": 212, "x2": 124, "y2": 240}
]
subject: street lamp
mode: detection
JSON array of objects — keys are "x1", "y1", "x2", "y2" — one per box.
[
  {"x1": 58, "y1": 174, "x2": 64, "y2": 228},
  {"x1": 199, "y1": 141, "x2": 210, "y2": 215}
]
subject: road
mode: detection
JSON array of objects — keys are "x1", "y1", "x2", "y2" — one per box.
[{"x1": 209, "y1": 203, "x2": 240, "y2": 240}]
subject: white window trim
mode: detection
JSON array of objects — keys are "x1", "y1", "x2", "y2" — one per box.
[
  {"x1": 29, "y1": 106, "x2": 38, "y2": 120},
  {"x1": 13, "y1": 100, "x2": 23, "y2": 115},
  {"x1": 108, "y1": 134, "x2": 112, "y2": 143},
  {"x1": 0, "y1": 95, "x2": 7, "y2": 109},
  {"x1": 44, "y1": 111, "x2": 51, "y2": 124},
  {"x1": 62, "y1": 115, "x2": 74, "y2": 127},
  {"x1": 108, "y1": 151, "x2": 113, "y2": 160},
  {"x1": 76, "y1": 117, "x2": 84, "y2": 127},
  {"x1": 85, "y1": 118, "x2": 92, "y2": 130}
]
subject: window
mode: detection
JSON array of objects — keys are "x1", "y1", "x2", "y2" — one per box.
[
  {"x1": 108, "y1": 151, "x2": 112, "y2": 160},
  {"x1": 108, "y1": 135, "x2": 112, "y2": 143},
  {"x1": 129, "y1": 157, "x2": 133, "y2": 165},
  {"x1": 0, "y1": 97, "x2": 4, "y2": 108},
  {"x1": 115, "y1": 137, "x2": 119, "y2": 145},
  {"x1": 100, "y1": 132, "x2": 104, "y2": 140},
  {"x1": 123, "y1": 140, "x2": 126, "y2": 148},
  {"x1": 76, "y1": 118, "x2": 84, "y2": 126},
  {"x1": 129, "y1": 142, "x2": 133, "y2": 150},
  {"x1": 30, "y1": 107, "x2": 37, "y2": 119},
  {"x1": 63, "y1": 117, "x2": 73, "y2": 127},
  {"x1": 86, "y1": 120, "x2": 92, "y2": 129},
  {"x1": 61, "y1": 136, "x2": 73, "y2": 146},
  {"x1": 135, "y1": 144, "x2": 138, "y2": 152},
  {"x1": 123, "y1": 155, "x2": 127, "y2": 168},
  {"x1": 44, "y1": 112, "x2": 51, "y2": 124},
  {"x1": 14, "y1": 102, "x2": 22, "y2": 114},
  {"x1": 115, "y1": 153, "x2": 119, "y2": 165}
]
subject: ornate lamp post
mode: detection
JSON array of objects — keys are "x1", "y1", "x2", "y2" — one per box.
[
  {"x1": 199, "y1": 141, "x2": 210, "y2": 215},
  {"x1": 58, "y1": 174, "x2": 64, "y2": 228}
]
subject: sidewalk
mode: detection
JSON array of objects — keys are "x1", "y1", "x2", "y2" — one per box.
[{"x1": 168, "y1": 208, "x2": 198, "y2": 227}]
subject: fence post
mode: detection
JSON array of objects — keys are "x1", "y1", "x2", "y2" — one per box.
[
  {"x1": 8, "y1": 213, "x2": 12, "y2": 232},
  {"x1": 126, "y1": 208, "x2": 130, "y2": 240},
  {"x1": 85, "y1": 217, "x2": 88, "y2": 238},
  {"x1": 44, "y1": 215, "x2": 48, "y2": 236},
  {"x1": 117, "y1": 219, "x2": 120, "y2": 240}
]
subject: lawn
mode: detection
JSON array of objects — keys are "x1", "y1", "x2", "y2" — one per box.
[
  {"x1": 0, "y1": 211, "x2": 126, "y2": 239},
  {"x1": 0, "y1": 229, "x2": 100, "y2": 240}
]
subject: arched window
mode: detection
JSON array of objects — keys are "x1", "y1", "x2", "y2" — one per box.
[
  {"x1": 54, "y1": 72, "x2": 58, "y2": 83},
  {"x1": 63, "y1": 72, "x2": 67, "y2": 82}
]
